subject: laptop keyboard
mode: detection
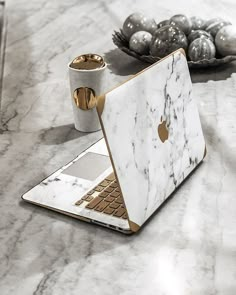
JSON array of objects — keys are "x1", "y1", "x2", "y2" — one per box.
[{"x1": 75, "y1": 173, "x2": 128, "y2": 219}]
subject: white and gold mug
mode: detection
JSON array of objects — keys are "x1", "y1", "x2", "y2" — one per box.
[{"x1": 68, "y1": 54, "x2": 107, "y2": 132}]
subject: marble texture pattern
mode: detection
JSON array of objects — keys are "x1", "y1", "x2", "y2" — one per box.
[
  {"x1": 101, "y1": 51, "x2": 205, "y2": 227},
  {"x1": 0, "y1": 0, "x2": 236, "y2": 294},
  {"x1": 0, "y1": 1, "x2": 6, "y2": 111}
]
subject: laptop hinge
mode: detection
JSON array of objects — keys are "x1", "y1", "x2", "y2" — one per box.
[{"x1": 129, "y1": 220, "x2": 140, "y2": 233}]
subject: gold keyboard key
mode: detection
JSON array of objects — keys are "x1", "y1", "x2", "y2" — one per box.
[
  {"x1": 75, "y1": 200, "x2": 83, "y2": 206},
  {"x1": 113, "y1": 208, "x2": 126, "y2": 218},
  {"x1": 115, "y1": 197, "x2": 123, "y2": 204},
  {"x1": 105, "y1": 196, "x2": 116, "y2": 202},
  {"x1": 106, "y1": 173, "x2": 115, "y2": 182},
  {"x1": 87, "y1": 190, "x2": 95, "y2": 195},
  {"x1": 110, "y1": 182, "x2": 118, "y2": 188},
  {"x1": 122, "y1": 213, "x2": 128, "y2": 219},
  {"x1": 110, "y1": 191, "x2": 120, "y2": 198},
  {"x1": 104, "y1": 187, "x2": 114, "y2": 193},
  {"x1": 103, "y1": 207, "x2": 115, "y2": 215},
  {"x1": 83, "y1": 195, "x2": 93, "y2": 202},
  {"x1": 85, "y1": 196, "x2": 103, "y2": 209},
  {"x1": 109, "y1": 202, "x2": 120, "y2": 209},
  {"x1": 100, "y1": 180, "x2": 110, "y2": 187},
  {"x1": 99, "y1": 191, "x2": 109, "y2": 198},
  {"x1": 94, "y1": 200, "x2": 110, "y2": 212},
  {"x1": 94, "y1": 185, "x2": 103, "y2": 192}
]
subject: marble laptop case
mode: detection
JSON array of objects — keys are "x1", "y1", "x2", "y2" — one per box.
[
  {"x1": 96, "y1": 49, "x2": 206, "y2": 231},
  {"x1": 22, "y1": 49, "x2": 206, "y2": 233}
]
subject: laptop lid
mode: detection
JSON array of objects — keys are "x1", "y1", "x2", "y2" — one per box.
[{"x1": 97, "y1": 50, "x2": 206, "y2": 231}]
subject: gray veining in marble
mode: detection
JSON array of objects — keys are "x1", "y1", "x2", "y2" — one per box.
[
  {"x1": 0, "y1": 0, "x2": 236, "y2": 294},
  {"x1": 101, "y1": 51, "x2": 205, "y2": 227}
]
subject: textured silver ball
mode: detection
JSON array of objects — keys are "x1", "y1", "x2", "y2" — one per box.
[
  {"x1": 188, "y1": 30, "x2": 213, "y2": 44},
  {"x1": 157, "y1": 19, "x2": 170, "y2": 29},
  {"x1": 204, "y1": 18, "x2": 224, "y2": 29},
  {"x1": 190, "y1": 16, "x2": 207, "y2": 30},
  {"x1": 150, "y1": 25, "x2": 188, "y2": 58},
  {"x1": 188, "y1": 38, "x2": 216, "y2": 61},
  {"x1": 206, "y1": 21, "x2": 232, "y2": 37},
  {"x1": 215, "y1": 25, "x2": 236, "y2": 56},
  {"x1": 169, "y1": 14, "x2": 192, "y2": 35},
  {"x1": 122, "y1": 12, "x2": 157, "y2": 39},
  {"x1": 129, "y1": 31, "x2": 152, "y2": 55}
]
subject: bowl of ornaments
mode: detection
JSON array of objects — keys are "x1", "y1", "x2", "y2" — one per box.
[{"x1": 112, "y1": 13, "x2": 236, "y2": 68}]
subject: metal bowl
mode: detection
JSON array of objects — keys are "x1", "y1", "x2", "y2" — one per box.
[{"x1": 112, "y1": 30, "x2": 236, "y2": 68}]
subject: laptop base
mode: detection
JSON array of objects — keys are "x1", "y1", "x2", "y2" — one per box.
[{"x1": 22, "y1": 139, "x2": 132, "y2": 233}]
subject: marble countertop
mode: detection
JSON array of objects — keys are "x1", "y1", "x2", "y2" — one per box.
[{"x1": 0, "y1": 0, "x2": 235, "y2": 294}]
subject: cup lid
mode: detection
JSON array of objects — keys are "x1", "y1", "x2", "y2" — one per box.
[{"x1": 69, "y1": 54, "x2": 105, "y2": 70}]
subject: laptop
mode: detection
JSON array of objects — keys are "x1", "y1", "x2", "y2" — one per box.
[{"x1": 22, "y1": 49, "x2": 206, "y2": 234}]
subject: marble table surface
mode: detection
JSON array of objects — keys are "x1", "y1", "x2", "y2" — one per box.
[{"x1": 0, "y1": 0, "x2": 235, "y2": 294}]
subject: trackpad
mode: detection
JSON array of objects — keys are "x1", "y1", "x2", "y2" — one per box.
[{"x1": 62, "y1": 152, "x2": 111, "y2": 181}]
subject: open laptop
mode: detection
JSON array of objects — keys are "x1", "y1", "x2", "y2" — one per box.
[{"x1": 22, "y1": 49, "x2": 206, "y2": 234}]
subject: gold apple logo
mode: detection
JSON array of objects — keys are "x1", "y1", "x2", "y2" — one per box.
[{"x1": 158, "y1": 117, "x2": 169, "y2": 143}]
